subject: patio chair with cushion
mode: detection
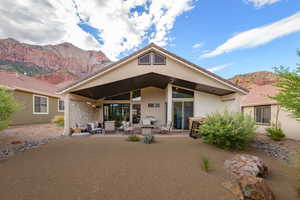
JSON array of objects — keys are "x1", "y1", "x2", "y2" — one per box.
[
  {"x1": 104, "y1": 121, "x2": 115, "y2": 133},
  {"x1": 121, "y1": 121, "x2": 134, "y2": 134},
  {"x1": 87, "y1": 122, "x2": 103, "y2": 134},
  {"x1": 160, "y1": 121, "x2": 173, "y2": 134}
]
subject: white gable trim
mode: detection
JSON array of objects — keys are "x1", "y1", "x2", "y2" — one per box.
[{"x1": 58, "y1": 46, "x2": 247, "y2": 95}]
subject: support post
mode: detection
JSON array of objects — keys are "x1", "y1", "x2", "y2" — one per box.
[
  {"x1": 64, "y1": 94, "x2": 71, "y2": 136},
  {"x1": 167, "y1": 84, "x2": 172, "y2": 123}
]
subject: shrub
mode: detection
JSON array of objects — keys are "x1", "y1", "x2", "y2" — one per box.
[
  {"x1": 200, "y1": 111, "x2": 256, "y2": 150},
  {"x1": 266, "y1": 127, "x2": 285, "y2": 141},
  {"x1": 143, "y1": 134, "x2": 155, "y2": 144},
  {"x1": 52, "y1": 115, "x2": 64, "y2": 127},
  {"x1": 0, "y1": 87, "x2": 19, "y2": 131},
  {"x1": 127, "y1": 134, "x2": 140, "y2": 142},
  {"x1": 201, "y1": 157, "x2": 210, "y2": 173}
]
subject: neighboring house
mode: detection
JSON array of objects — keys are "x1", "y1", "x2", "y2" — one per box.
[
  {"x1": 58, "y1": 43, "x2": 248, "y2": 135},
  {"x1": 241, "y1": 84, "x2": 300, "y2": 140},
  {"x1": 0, "y1": 72, "x2": 64, "y2": 125}
]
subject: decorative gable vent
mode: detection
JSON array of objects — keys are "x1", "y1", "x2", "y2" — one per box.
[{"x1": 138, "y1": 52, "x2": 166, "y2": 65}]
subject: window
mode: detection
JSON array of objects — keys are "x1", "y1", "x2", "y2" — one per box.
[
  {"x1": 138, "y1": 52, "x2": 166, "y2": 65},
  {"x1": 132, "y1": 104, "x2": 141, "y2": 124},
  {"x1": 138, "y1": 53, "x2": 151, "y2": 65},
  {"x1": 33, "y1": 95, "x2": 48, "y2": 114},
  {"x1": 103, "y1": 104, "x2": 130, "y2": 121},
  {"x1": 132, "y1": 89, "x2": 141, "y2": 101},
  {"x1": 148, "y1": 103, "x2": 160, "y2": 108},
  {"x1": 153, "y1": 53, "x2": 166, "y2": 65},
  {"x1": 58, "y1": 99, "x2": 64, "y2": 112},
  {"x1": 255, "y1": 106, "x2": 271, "y2": 125},
  {"x1": 172, "y1": 87, "x2": 194, "y2": 98}
]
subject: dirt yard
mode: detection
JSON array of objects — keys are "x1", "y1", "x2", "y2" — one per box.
[
  {"x1": 0, "y1": 123, "x2": 63, "y2": 150},
  {"x1": 0, "y1": 137, "x2": 297, "y2": 200}
]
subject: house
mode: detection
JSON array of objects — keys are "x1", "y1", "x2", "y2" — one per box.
[
  {"x1": 241, "y1": 84, "x2": 300, "y2": 140},
  {"x1": 0, "y1": 71, "x2": 64, "y2": 125},
  {"x1": 58, "y1": 43, "x2": 248, "y2": 135}
]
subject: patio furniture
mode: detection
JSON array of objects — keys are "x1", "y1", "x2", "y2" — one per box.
[
  {"x1": 121, "y1": 121, "x2": 134, "y2": 134},
  {"x1": 87, "y1": 122, "x2": 103, "y2": 134},
  {"x1": 189, "y1": 121, "x2": 203, "y2": 139},
  {"x1": 104, "y1": 121, "x2": 115, "y2": 133},
  {"x1": 141, "y1": 117, "x2": 155, "y2": 128},
  {"x1": 160, "y1": 121, "x2": 173, "y2": 134},
  {"x1": 142, "y1": 127, "x2": 152, "y2": 135}
]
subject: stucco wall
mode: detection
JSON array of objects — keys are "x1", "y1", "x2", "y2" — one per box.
[
  {"x1": 9, "y1": 90, "x2": 62, "y2": 125},
  {"x1": 73, "y1": 53, "x2": 235, "y2": 92},
  {"x1": 140, "y1": 87, "x2": 166, "y2": 125},
  {"x1": 243, "y1": 105, "x2": 300, "y2": 140}
]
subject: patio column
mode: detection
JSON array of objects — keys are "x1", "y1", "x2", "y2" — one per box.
[
  {"x1": 64, "y1": 94, "x2": 71, "y2": 136},
  {"x1": 167, "y1": 84, "x2": 172, "y2": 123}
]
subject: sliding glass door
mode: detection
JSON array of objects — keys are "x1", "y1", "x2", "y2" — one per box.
[
  {"x1": 173, "y1": 101, "x2": 193, "y2": 130},
  {"x1": 103, "y1": 104, "x2": 130, "y2": 122}
]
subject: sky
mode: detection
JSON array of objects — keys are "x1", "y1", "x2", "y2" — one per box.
[{"x1": 0, "y1": 0, "x2": 300, "y2": 78}]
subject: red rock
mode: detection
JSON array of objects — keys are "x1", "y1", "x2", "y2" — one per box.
[{"x1": 0, "y1": 38, "x2": 111, "y2": 78}]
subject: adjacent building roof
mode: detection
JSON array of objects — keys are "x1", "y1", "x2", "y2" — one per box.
[
  {"x1": 0, "y1": 71, "x2": 61, "y2": 98},
  {"x1": 58, "y1": 43, "x2": 248, "y2": 94},
  {"x1": 241, "y1": 84, "x2": 279, "y2": 107}
]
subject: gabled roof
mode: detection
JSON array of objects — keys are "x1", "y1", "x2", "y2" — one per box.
[
  {"x1": 57, "y1": 43, "x2": 248, "y2": 94},
  {"x1": 241, "y1": 84, "x2": 279, "y2": 107},
  {"x1": 0, "y1": 71, "x2": 61, "y2": 98}
]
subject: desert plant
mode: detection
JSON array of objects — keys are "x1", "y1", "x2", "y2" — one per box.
[
  {"x1": 200, "y1": 110, "x2": 256, "y2": 150},
  {"x1": 143, "y1": 134, "x2": 155, "y2": 144},
  {"x1": 0, "y1": 87, "x2": 19, "y2": 131},
  {"x1": 201, "y1": 157, "x2": 210, "y2": 172},
  {"x1": 127, "y1": 134, "x2": 140, "y2": 142},
  {"x1": 52, "y1": 115, "x2": 64, "y2": 127},
  {"x1": 266, "y1": 127, "x2": 285, "y2": 141}
]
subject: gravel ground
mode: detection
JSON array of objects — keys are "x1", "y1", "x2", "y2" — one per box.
[{"x1": 0, "y1": 137, "x2": 297, "y2": 200}]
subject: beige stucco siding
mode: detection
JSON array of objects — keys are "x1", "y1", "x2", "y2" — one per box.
[
  {"x1": 9, "y1": 90, "x2": 62, "y2": 125},
  {"x1": 140, "y1": 87, "x2": 166, "y2": 125},
  {"x1": 72, "y1": 55, "x2": 235, "y2": 93},
  {"x1": 243, "y1": 105, "x2": 300, "y2": 140}
]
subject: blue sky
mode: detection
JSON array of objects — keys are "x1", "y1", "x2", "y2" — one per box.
[
  {"x1": 1, "y1": 0, "x2": 299, "y2": 79},
  {"x1": 78, "y1": 0, "x2": 300, "y2": 78}
]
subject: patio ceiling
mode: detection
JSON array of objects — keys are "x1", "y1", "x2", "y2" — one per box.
[{"x1": 71, "y1": 72, "x2": 234, "y2": 99}]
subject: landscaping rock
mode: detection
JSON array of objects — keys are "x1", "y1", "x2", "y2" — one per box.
[
  {"x1": 223, "y1": 176, "x2": 275, "y2": 200},
  {"x1": 252, "y1": 139, "x2": 290, "y2": 163},
  {"x1": 224, "y1": 154, "x2": 268, "y2": 178}
]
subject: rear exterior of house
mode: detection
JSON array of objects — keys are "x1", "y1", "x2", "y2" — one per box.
[
  {"x1": 58, "y1": 44, "x2": 248, "y2": 135},
  {"x1": 0, "y1": 72, "x2": 64, "y2": 125},
  {"x1": 241, "y1": 84, "x2": 300, "y2": 140}
]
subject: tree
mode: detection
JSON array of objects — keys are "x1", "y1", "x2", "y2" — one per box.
[
  {"x1": 273, "y1": 51, "x2": 300, "y2": 119},
  {"x1": 0, "y1": 87, "x2": 19, "y2": 131}
]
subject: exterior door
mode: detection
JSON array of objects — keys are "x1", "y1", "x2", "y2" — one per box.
[{"x1": 173, "y1": 101, "x2": 193, "y2": 129}]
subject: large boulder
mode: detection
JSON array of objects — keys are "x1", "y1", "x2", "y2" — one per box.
[
  {"x1": 223, "y1": 176, "x2": 275, "y2": 200},
  {"x1": 224, "y1": 154, "x2": 268, "y2": 178}
]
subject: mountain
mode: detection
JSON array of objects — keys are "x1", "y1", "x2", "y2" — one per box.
[
  {"x1": 34, "y1": 69, "x2": 78, "y2": 85},
  {"x1": 229, "y1": 71, "x2": 282, "y2": 89},
  {"x1": 0, "y1": 38, "x2": 111, "y2": 82}
]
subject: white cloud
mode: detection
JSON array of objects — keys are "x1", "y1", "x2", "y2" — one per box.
[
  {"x1": 202, "y1": 11, "x2": 300, "y2": 58},
  {"x1": 208, "y1": 62, "x2": 235, "y2": 72},
  {"x1": 192, "y1": 42, "x2": 203, "y2": 49},
  {"x1": 0, "y1": 0, "x2": 195, "y2": 60},
  {"x1": 246, "y1": 0, "x2": 281, "y2": 8}
]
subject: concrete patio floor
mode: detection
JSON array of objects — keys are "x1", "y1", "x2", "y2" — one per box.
[{"x1": 0, "y1": 137, "x2": 297, "y2": 200}]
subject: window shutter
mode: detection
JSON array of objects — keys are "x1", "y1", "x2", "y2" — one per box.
[
  {"x1": 153, "y1": 53, "x2": 166, "y2": 65},
  {"x1": 138, "y1": 53, "x2": 151, "y2": 65}
]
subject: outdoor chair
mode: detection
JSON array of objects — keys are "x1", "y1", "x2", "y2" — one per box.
[
  {"x1": 160, "y1": 121, "x2": 173, "y2": 134},
  {"x1": 121, "y1": 121, "x2": 134, "y2": 134},
  {"x1": 104, "y1": 121, "x2": 115, "y2": 133},
  {"x1": 87, "y1": 122, "x2": 103, "y2": 134}
]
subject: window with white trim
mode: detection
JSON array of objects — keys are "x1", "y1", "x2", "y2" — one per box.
[
  {"x1": 33, "y1": 95, "x2": 48, "y2": 114},
  {"x1": 254, "y1": 106, "x2": 271, "y2": 125},
  {"x1": 58, "y1": 99, "x2": 64, "y2": 112}
]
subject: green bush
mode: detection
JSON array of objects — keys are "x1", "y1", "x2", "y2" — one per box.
[
  {"x1": 52, "y1": 115, "x2": 64, "y2": 127},
  {"x1": 266, "y1": 127, "x2": 285, "y2": 141},
  {"x1": 0, "y1": 87, "x2": 19, "y2": 131},
  {"x1": 201, "y1": 157, "x2": 210, "y2": 173},
  {"x1": 127, "y1": 134, "x2": 140, "y2": 142},
  {"x1": 143, "y1": 134, "x2": 155, "y2": 144},
  {"x1": 200, "y1": 111, "x2": 256, "y2": 150}
]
